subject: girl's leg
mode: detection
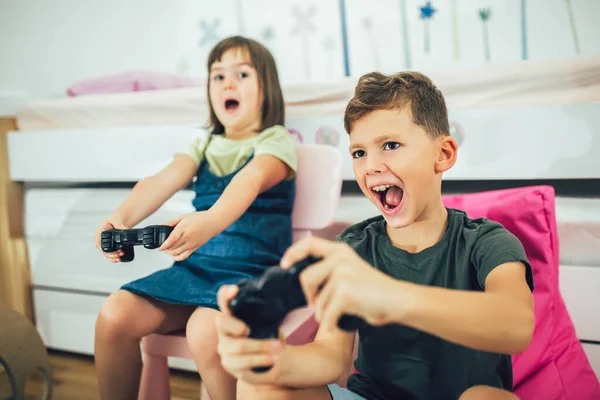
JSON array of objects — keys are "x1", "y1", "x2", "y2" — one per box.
[
  {"x1": 94, "y1": 290, "x2": 194, "y2": 400},
  {"x1": 186, "y1": 307, "x2": 237, "y2": 400}
]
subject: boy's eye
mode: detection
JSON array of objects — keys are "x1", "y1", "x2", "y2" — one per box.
[
  {"x1": 352, "y1": 150, "x2": 366, "y2": 159},
  {"x1": 237, "y1": 72, "x2": 249, "y2": 79},
  {"x1": 383, "y1": 142, "x2": 400, "y2": 150}
]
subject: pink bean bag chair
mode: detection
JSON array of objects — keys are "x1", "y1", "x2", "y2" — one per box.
[{"x1": 442, "y1": 185, "x2": 600, "y2": 399}]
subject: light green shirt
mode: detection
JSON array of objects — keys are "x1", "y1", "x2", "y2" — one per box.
[{"x1": 179, "y1": 125, "x2": 298, "y2": 179}]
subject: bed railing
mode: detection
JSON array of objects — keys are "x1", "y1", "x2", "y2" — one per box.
[{"x1": 0, "y1": 117, "x2": 32, "y2": 321}]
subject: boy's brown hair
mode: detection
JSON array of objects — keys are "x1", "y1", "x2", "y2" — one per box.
[
  {"x1": 344, "y1": 71, "x2": 449, "y2": 139},
  {"x1": 206, "y1": 36, "x2": 284, "y2": 135}
]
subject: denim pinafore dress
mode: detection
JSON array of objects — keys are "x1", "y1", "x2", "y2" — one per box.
[{"x1": 121, "y1": 154, "x2": 295, "y2": 310}]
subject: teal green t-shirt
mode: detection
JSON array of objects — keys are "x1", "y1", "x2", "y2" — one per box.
[{"x1": 338, "y1": 208, "x2": 534, "y2": 400}]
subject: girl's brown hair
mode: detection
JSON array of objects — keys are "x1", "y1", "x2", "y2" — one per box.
[{"x1": 206, "y1": 36, "x2": 285, "y2": 135}]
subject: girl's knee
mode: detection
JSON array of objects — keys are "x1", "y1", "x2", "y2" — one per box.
[
  {"x1": 459, "y1": 385, "x2": 518, "y2": 400},
  {"x1": 186, "y1": 307, "x2": 220, "y2": 355},
  {"x1": 96, "y1": 290, "x2": 139, "y2": 340}
]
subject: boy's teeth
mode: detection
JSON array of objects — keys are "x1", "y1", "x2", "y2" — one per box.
[{"x1": 373, "y1": 184, "x2": 392, "y2": 192}]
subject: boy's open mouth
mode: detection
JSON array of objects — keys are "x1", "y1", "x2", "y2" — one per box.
[
  {"x1": 371, "y1": 184, "x2": 404, "y2": 213},
  {"x1": 225, "y1": 99, "x2": 240, "y2": 112}
]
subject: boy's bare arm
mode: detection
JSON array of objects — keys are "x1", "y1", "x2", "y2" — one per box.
[
  {"x1": 216, "y1": 285, "x2": 355, "y2": 388},
  {"x1": 275, "y1": 327, "x2": 355, "y2": 388},
  {"x1": 111, "y1": 154, "x2": 198, "y2": 227},
  {"x1": 280, "y1": 237, "x2": 534, "y2": 358},
  {"x1": 396, "y1": 261, "x2": 534, "y2": 354},
  {"x1": 207, "y1": 154, "x2": 290, "y2": 233}
]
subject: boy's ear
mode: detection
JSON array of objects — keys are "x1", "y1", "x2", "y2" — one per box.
[{"x1": 435, "y1": 135, "x2": 458, "y2": 173}]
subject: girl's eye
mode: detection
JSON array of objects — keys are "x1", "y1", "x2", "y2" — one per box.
[
  {"x1": 383, "y1": 142, "x2": 400, "y2": 150},
  {"x1": 212, "y1": 74, "x2": 224, "y2": 81},
  {"x1": 352, "y1": 150, "x2": 366, "y2": 159},
  {"x1": 237, "y1": 72, "x2": 249, "y2": 79}
]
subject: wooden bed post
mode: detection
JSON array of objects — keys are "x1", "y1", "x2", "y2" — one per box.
[{"x1": 0, "y1": 117, "x2": 33, "y2": 321}]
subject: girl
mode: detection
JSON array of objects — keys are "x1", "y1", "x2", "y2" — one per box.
[{"x1": 94, "y1": 36, "x2": 297, "y2": 400}]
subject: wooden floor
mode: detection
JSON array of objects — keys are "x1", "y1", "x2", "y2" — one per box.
[{"x1": 0, "y1": 350, "x2": 202, "y2": 400}]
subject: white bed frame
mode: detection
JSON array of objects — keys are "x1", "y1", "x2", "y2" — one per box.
[{"x1": 9, "y1": 102, "x2": 600, "y2": 183}]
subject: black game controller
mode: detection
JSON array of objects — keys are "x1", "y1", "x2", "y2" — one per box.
[
  {"x1": 228, "y1": 256, "x2": 365, "y2": 373},
  {"x1": 101, "y1": 225, "x2": 173, "y2": 262}
]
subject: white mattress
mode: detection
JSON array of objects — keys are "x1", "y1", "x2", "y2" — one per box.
[
  {"x1": 24, "y1": 189, "x2": 600, "y2": 296},
  {"x1": 15, "y1": 55, "x2": 600, "y2": 130},
  {"x1": 555, "y1": 197, "x2": 600, "y2": 267},
  {"x1": 25, "y1": 188, "x2": 195, "y2": 293},
  {"x1": 8, "y1": 124, "x2": 203, "y2": 182}
]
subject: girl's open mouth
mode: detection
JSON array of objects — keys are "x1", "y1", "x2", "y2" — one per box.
[
  {"x1": 225, "y1": 99, "x2": 240, "y2": 113},
  {"x1": 371, "y1": 184, "x2": 404, "y2": 215}
]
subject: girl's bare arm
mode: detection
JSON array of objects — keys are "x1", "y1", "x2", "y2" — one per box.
[{"x1": 111, "y1": 154, "x2": 198, "y2": 227}]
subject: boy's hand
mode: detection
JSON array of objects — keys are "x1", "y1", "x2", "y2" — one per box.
[
  {"x1": 158, "y1": 211, "x2": 219, "y2": 261},
  {"x1": 281, "y1": 236, "x2": 404, "y2": 331},
  {"x1": 95, "y1": 216, "x2": 127, "y2": 263},
  {"x1": 215, "y1": 285, "x2": 285, "y2": 384}
]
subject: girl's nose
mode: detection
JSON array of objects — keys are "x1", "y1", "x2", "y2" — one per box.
[{"x1": 223, "y1": 75, "x2": 235, "y2": 90}]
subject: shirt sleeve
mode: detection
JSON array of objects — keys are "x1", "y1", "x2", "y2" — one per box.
[
  {"x1": 471, "y1": 222, "x2": 534, "y2": 292},
  {"x1": 176, "y1": 131, "x2": 210, "y2": 166},
  {"x1": 254, "y1": 125, "x2": 298, "y2": 179}
]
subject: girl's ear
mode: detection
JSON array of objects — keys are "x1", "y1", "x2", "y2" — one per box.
[{"x1": 435, "y1": 136, "x2": 458, "y2": 173}]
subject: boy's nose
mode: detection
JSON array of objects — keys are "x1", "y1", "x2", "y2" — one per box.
[{"x1": 365, "y1": 158, "x2": 386, "y2": 175}]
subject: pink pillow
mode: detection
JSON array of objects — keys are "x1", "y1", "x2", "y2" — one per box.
[
  {"x1": 66, "y1": 71, "x2": 204, "y2": 96},
  {"x1": 443, "y1": 186, "x2": 600, "y2": 399}
]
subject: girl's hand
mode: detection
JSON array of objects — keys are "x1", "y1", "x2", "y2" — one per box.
[
  {"x1": 158, "y1": 211, "x2": 219, "y2": 261},
  {"x1": 215, "y1": 285, "x2": 285, "y2": 384},
  {"x1": 95, "y1": 215, "x2": 127, "y2": 263},
  {"x1": 281, "y1": 236, "x2": 405, "y2": 331}
]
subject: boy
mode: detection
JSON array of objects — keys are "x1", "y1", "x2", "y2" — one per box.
[{"x1": 215, "y1": 71, "x2": 535, "y2": 400}]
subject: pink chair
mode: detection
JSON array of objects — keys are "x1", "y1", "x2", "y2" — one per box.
[{"x1": 138, "y1": 144, "x2": 343, "y2": 400}]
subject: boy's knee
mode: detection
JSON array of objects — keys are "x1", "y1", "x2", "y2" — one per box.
[
  {"x1": 237, "y1": 381, "x2": 295, "y2": 400},
  {"x1": 459, "y1": 385, "x2": 518, "y2": 400}
]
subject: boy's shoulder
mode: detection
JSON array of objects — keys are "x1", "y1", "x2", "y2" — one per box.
[
  {"x1": 448, "y1": 207, "x2": 534, "y2": 291},
  {"x1": 335, "y1": 215, "x2": 385, "y2": 244},
  {"x1": 335, "y1": 207, "x2": 533, "y2": 292},
  {"x1": 336, "y1": 208, "x2": 508, "y2": 243},
  {"x1": 448, "y1": 207, "x2": 515, "y2": 241},
  {"x1": 450, "y1": 207, "x2": 501, "y2": 228}
]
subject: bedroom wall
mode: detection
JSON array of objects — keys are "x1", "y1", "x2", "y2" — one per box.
[{"x1": 0, "y1": 0, "x2": 599, "y2": 116}]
